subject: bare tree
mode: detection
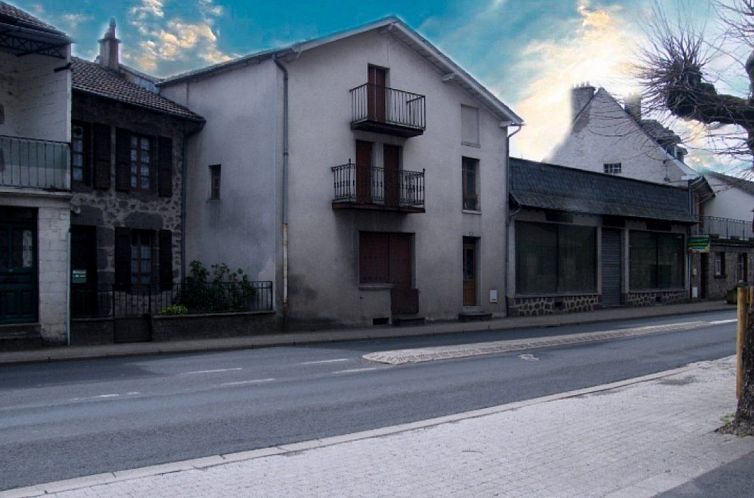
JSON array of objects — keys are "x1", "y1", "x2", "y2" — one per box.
[{"x1": 639, "y1": 1, "x2": 754, "y2": 435}]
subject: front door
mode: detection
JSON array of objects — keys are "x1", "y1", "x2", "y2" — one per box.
[
  {"x1": 383, "y1": 144, "x2": 400, "y2": 208},
  {"x1": 601, "y1": 229, "x2": 622, "y2": 306},
  {"x1": 367, "y1": 65, "x2": 387, "y2": 122},
  {"x1": 463, "y1": 238, "x2": 477, "y2": 306},
  {"x1": 355, "y1": 140, "x2": 373, "y2": 204},
  {"x1": 700, "y1": 253, "x2": 708, "y2": 299},
  {"x1": 388, "y1": 233, "x2": 417, "y2": 315},
  {"x1": 71, "y1": 225, "x2": 98, "y2": 317},
  {"x1": 0, "y1": 208, "x2": 37, "y2": 324}
]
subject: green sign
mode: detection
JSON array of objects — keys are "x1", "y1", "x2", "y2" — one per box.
[
  {"x1": 72, "y1": 269, "x2": 87, "y2": 284},
  {"x1": 688, "y1": 235, "x2": 710, "y2": 253}
]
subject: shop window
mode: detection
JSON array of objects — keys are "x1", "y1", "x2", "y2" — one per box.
[{"x1": 629, "y1": 231, "x2": 684, "y2": 289}]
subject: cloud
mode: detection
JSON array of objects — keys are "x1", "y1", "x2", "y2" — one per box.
[
  {"x1": 125, "y1": 0, "x2": 232, "y2": 74},
  {"x1": 60, "y1": 13, "x2": 92, "y2": 30}
]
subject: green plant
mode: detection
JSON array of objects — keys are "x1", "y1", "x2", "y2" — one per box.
[
  {"x1": 178, "y1": 261, "x2": 256, "y2": 313},
  {"x1": 160, "y1": 304, "x2": 188, "y2": 315}
]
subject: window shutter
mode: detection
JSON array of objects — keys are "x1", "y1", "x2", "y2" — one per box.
[
  {"x1": 158, "y1": 137, "x2": 173, "y2": 197},
  {"x1": 114, "y1": 227, "x2": 131, "y2": 290},
  {"x1": 93, "y1": 124, "x2": 111, "y2": 190},
  {"x1": 115, "y1": 129, "x2": 131, "y2": 192},
  {"x1": 159, "y1": 230, "x2": 173, "y2": 290}
]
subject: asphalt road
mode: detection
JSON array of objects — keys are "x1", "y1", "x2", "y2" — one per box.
[{"x1": 0, "y1": 310, "x2": 738, "y2": 490}]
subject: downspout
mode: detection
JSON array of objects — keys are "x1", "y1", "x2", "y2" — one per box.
[
  {"x1": 274, "y1": 55, "x2": 290, "y2": 321},
  {"x1": 504, "y1": 124, "x2": 522, "y2": 316}
]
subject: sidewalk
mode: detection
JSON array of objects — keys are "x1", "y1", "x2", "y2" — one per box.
[
  {"x1": 5, "y1": 356, "x2": 751, "y2": 498},
  {"x1": 0, "y1": 301, "x2": 733, "y2": 365}
]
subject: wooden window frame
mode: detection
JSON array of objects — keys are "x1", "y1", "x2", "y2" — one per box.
[
  {"x1": 209, "y1": 164, "x2": 221, "y2": 200},
  {"x1": 129, "y1": 134, "x2": 153, "y2": 192},
  {"x1": 130, "y1": 230, "x2": 155, "y2": 286},
  {"x1": 462, "y1": 156, "x2": 480, "y2": 211}
]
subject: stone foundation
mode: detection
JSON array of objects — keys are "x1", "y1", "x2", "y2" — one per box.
[
  {"x1": 509, "y1": 295, "x2": 600, "y2": 317},
  {"x1": 624, "y1": 290, "x2": 687, "y2": 307}
]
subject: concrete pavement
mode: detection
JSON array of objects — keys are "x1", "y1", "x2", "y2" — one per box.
[
  {"x1": 4, "y1": 355, "x2": 752, "y2": 498},
  {"x1": 0, "y1": 300, "x2": 732, "y2": 365}
]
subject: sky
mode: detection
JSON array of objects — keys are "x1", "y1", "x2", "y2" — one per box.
[{"x1": 14, "y1": 0, "x2": 752, "y2": 172}]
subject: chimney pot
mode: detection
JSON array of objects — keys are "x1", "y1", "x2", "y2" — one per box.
[
  {"x1": 624, "y1": 93, "x2": 642, "y2": 121},
  {"x1": 98, "y1": 18, "x2": 120, "y2": 71}
]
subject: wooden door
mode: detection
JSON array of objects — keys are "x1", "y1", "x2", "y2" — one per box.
[
  {"x1": 355, "y1": 140, "x2": 372, "y2": 204},
  {"x1": 0, "y1": 208, "x2": 37, "y2": 324},
  {"x1": 700, "y1": 253, "x2": 708, "y2": 299},
  {"x1": 463, "y1": 238, "x2": 477, "y2": 306},
  {"x1": 367, "y1": 66, "x2": 387, "y2": 122},
  {"x1": 384, "y1": 144, "x2": 400, "y2": 208}
]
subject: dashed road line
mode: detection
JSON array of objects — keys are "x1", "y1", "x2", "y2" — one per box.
[
  {"x1": 220, "y1": 378, "x2": 276, "y2": 387},
  {"x1": 709, "y1": 319, "x2": 737, "y2": 325},
  {"x1": 180, "y1": 368, "x2": 243, "y2": 376},
  {"x1": 298, "y1": 358, "x2": 351, "y2": 366}
]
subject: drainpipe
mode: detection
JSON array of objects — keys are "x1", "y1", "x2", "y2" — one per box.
[
  {"x1": 274, "y1": 55, "x2": 290, "y2": 321},
  {"x1": 503, "y1": 124, "x2": 522, "y2": 316}
]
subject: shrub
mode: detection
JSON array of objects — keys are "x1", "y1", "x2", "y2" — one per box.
[
  {"x1": 178, "y1": 261, "x2": 255, "y2": 313},
  {"x1": 160, "y1": 304, "x2": 188, "y2": 315}
]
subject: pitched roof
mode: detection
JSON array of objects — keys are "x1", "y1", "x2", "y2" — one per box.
[
  {"x1": 637, "y1": 119, "x2": 681, "y2": 145},
  {"x1": 159, "y1": 16, "x2": 522, "y2": 125},
  {"x1": 704, "y1": 171, "x2": 754, "y2": 196},
  {"x1": 510, "y1": 158, "x2": 696, "y2": 224},
  {"x1": 0, "y1": 1, "x2": 66, "y2": 36},
  {"x1": 72, "y1": 57, "x2": 203, "y2": 122}
]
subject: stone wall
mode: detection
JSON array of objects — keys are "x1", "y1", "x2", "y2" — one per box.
[
  {"x1": 699, "y1": 243, "x2": 754, "y2": 300},
  {"x1": 508, "y1": 294, "x2": 600, "y2": 317},
  {"x1": 623, "y1": 290, "x2": 687, "y2": 307}
]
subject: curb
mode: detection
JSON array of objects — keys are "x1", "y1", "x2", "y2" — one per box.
[
  {"x1": 0, "y1": 361, "x2": 706, "y2": 498},
  {"x1": 0, "y1": 303, "x2": 734, "y2": 366}
]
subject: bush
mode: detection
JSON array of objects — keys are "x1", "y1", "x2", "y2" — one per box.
[
  {"x1": 178, "y1": 261, "x2": 255, "y2": 313},
  {"x1": 160, "y1": 304, "x2": 188, "y2": 315}
]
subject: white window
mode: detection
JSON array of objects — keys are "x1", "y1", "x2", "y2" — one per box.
[
  {"x1": 461, "y1": 105, "x2": 480, "y2": 146},
  {"x1": 604, "y1": 163, "x2": 622, "y2": 175}
]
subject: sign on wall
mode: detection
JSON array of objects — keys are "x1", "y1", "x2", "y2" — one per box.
[{"x1": 688, "y1": 235, "x2": 710, "y2": 253}]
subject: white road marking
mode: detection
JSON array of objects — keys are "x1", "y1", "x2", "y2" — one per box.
[
  {"x1": 709, "y1": 319, "x2": 737, "y2": 325},
  {"x1": 70, "y1": 393, "x2": 120, "y2": 402},
  {"x1": 126, "y1": 392, "x2": 140, "y2": 396},
  {"x1": 220, "y1": 378, "x2": 275, "y2": 387},
  {"x1": 332, "y1": 367, "x2": 381, "y2": 375},
  {"x1": 518, "y1": 354, "x2": 539, "y2": 361},
  {"x1": 180, "y1": 368, "x2": 243, "y2": 376},
  {"x1": 298, "y1": 358, "x2": 351, "y2": 366}
]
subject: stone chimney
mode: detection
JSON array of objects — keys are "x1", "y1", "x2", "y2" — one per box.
[
  {"x1": 98, "y1": 19, "x2": 120, "y2": 71},
  {"x1": 624, "y1": 93, "x2": 642, "y2": 121},
  {"x1": 571, "y1": 83, "x2": 595, "y2": 121}
]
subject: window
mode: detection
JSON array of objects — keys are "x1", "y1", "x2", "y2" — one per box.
[
  {"x1": 629, "y1": 231, "x2": 684, "y2": 289},
  {"x1": 71, "y1": 124, "x2": 88, "y2": 184},
  {"x1": 130, "y1": 230, "x2": 154, "y2": 286},
  {"x1": 130, "y1": 134, "x2": 152, "y2": 191},
  {"x1": 738, "y1": 253, "x2": 748, "y2": 282},
  {"x1": 461, "y1": 105, "x2": 480, "y2": 146},
  {"x1": 209, "y1": 164, "x2": 221, "y2": 200},
  {"x1": 515, "y1": 222, "x2": 596, "y2": 294},
  {"x1": 462, "y1": 157, "x2": 479, "y2": 211},
  {"x1": 604, "y1": 162, "x2": 622, "y2": 175},
  {"x1": 714, "y1": 252, "x2": 726, "y2": 278}
]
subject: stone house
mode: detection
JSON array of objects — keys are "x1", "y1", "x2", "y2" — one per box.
[
  {"x1": 508, "y1": 158, "x2": 696, "y2": 315},
  {"x1": 68, "y1": 22, "x2": 204, "y2": 342},
  {"x1": 0, "y1": 3, "x2": 71, "y2": 347},
  {"x1": 159, "y1": 17, "x2": 523, "y2": 328}
]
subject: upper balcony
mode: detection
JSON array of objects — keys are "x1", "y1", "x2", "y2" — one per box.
[
  {"x1": 696, "y1": 216, "x2": 753, "y2": 241},
  {"x1": 332, "y1": 161, "x2": 425, "y2": 213},
  {"x1": 0, "y1": 135, "x2": 70, "y2": 191},
  {"x1": 349, "y1": 84, "x2": 426, "y2": 138}
]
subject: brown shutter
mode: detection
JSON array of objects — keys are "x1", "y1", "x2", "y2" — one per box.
[
  {"x1": 115, "y1": 129, "x2": 131, "y2": 192},
  {"x1": 158, "y1": 230, "x2": 173, "y2": 290},
  {"x1": 158, "y1": 137, "x2": 173, "y2": 197},
  {"x1": 359, "y1": 232, "x2": 389, "y2": 284},
  {"x1": 114, "y1": 227, "x2": 131, "y2": 290},
  {"x1": 93, "y1": 124, "x2": 111, "y2": 190}
]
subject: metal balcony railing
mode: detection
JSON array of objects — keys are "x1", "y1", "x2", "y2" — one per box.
[
  {"x1": 350, "y1": 84, "x2": 426, "y2": 135},
  {"x1": 332, "y1": 161, "x2": 425, "y2": 211},
  {"x1": 0, "y1": 135, "x2": 70, "y2": 190},
  {"x1": 697, "y1": 216, "x2": 753, "y2": 240}
]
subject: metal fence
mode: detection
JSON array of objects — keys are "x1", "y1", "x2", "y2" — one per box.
[
  {"x1": 697, "y1": 216, "x2": 754, "y2": 240},
  {"x1": 332, "y1": 161, "x2": 425, "y2": 209},
  {"x1": 71, "y1": 281, "x2": 274, "y2": 318},
  {"x1": 0, "y1": 135, "x2": 69, "y2": 190},
  {"x1": 350, "y1": 83, "x2": 426, "y2": 131}
]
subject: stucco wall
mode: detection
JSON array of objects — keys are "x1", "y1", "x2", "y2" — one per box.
[
  {"x1": 548, "y1": 89, "x2": 690, "y2": 187},
  {"x1": 703, "y1": 182, "x2": 754, "y2": 223}
]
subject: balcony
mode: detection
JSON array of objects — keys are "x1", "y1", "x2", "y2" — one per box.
[
  {"x1": 697, "y1": 216, "x2": 753, "y2": 240},
  {"x1": 0, "y1": 135, "x2": 70, "y2": 191},
  {"x1": 332, "y1": 161, "x2": 425, "y2": 213},
  {"x1": 350, "y1": 84, "x2": 426, "y2": 138}
]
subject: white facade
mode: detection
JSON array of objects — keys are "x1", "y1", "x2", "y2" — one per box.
[
  {"x1": 703, "y1": 175, "x2": 754, "y2": 223},
  {"x1": 161, "y1": 19, "x2": 521, "y2": 327},
  {"x1": 549, "y1": 87, "x2": 697, "y2": 187}
]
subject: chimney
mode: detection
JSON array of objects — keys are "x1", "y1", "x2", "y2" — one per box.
[
  {"x1": 571, "y1": 83, "x2": 595, "y2": 121},
  {"x1": 624, "y1": 93, "x2": 642, "y2": 121},
  {"x1": 98, "y1": 19, "x2": 120, "y2": 71}
]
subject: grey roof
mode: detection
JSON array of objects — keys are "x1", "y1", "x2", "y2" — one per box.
[
  {"x1": 0, "y1": 1, "x2": 66, "y2": 37},
  {"x1": 72, "y1": 57, "x2": 204, "y2": 122},
  {"x1": 704, "y1": 170, "x2": 754, "y2": 196},
  {"x1": 638, "y1": 119, "x2": 681, "y2": 145},
  {"x1": 510, "y1": 158, "x2": 696, "y2": 223}
]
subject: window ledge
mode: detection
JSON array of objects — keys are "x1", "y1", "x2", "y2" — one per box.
[
  {"x1": 461, "y1": 142, "x2": 481, "y2": 148},
  {"x1": 359, "y1": 283, "x2": 393, "y2": 291},
  {"x1": 462, "y1": 209, "x2": 482, "y2": 215}
]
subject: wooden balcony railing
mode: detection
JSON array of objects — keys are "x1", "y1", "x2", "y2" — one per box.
[
  {"x1": 332, "y1": 161, "x2": 425, "y2": 213},
  {"x1": 350, "y1": 84, "x2": 426, "y2": 137},
  {"x1": 0, "y1": 135, "x2": 69, "y2": 190}
]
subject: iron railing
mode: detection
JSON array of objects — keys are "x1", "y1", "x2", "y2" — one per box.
[
  {"x1": 332, "y1": 161, "x2": 425, "y2": 209},
  {"x1": 0, "y1": 135, "x2": 70, "y2": 190},
  {"x1": 350, "y1": 83, "x2": 426, "y2": 131},
  {"x1": 71, "y1": 281, "x2": 274, "y2": 318},
  {"x1": 696, "y1": 216, "x2": 753, "y2": 240}
]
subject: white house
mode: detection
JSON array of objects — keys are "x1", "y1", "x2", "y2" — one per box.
[
  {"x1": 160, "y1": 17, "x2": 523, "y2": 328},
  {"x1": 0, "y1": 3, "x2": 71, "y2": 346}
]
